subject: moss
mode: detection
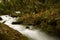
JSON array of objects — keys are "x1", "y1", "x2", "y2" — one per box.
[{"x1": 0, "y1": 23, "x2": 29, "y2": 40}]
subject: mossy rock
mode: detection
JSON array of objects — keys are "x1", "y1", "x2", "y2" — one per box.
[{"x1": 0, "y1": 23, "x2": 29, "y2": 40}]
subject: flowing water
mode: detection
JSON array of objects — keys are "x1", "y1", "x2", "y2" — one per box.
[{"x1": 0, "y1": 15, "x2": 60, "y2": 40}]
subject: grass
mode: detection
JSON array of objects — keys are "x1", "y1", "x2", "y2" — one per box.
[{"x1": 17, "y1": 8, "x2": 60, "y2": 37}]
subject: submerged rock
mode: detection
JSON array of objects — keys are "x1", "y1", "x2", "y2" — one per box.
[
  {"x1": 12, "y1": 22, "x2": 23, "y2": 24},
  {"x1": 0, "y1": 23, "x2": 29, "y2": 40},
  {"x1": 25, "y1": 26, "x2": 34, "y2": 30},
  {"x1": 0, "y1": 17, "x2": 2, "y2": 20}
]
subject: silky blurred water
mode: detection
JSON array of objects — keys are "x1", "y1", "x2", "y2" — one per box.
[{"x1": 0, "y1": 15, "x2": 60, "y2": 40}]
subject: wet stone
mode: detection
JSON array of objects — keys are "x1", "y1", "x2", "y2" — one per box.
[{"x1": 26, "y1": 26, "x2": 30, "y2": 29}]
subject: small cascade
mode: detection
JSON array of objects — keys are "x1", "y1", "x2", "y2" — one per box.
[{"x1": 0, "y1": 15, "x2": 59, "y2": 40}]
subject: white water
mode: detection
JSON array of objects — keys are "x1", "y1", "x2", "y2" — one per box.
[{"x1": 0, "y1": 15, "x2": 59, "y2": 40}]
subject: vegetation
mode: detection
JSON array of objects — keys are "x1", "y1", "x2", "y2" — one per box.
[
  {"x1": 16, "y1": 0, "x2": 60, "y2": 37},
  {"x1": 0, "y1": 0, "x2": 60, "y2": 14},
  {"x1": 0, "y1": 23, "x2": 29, "y2": 40},
  {"x1": 17, "y1": 8, "x2": 60, "y2": 37},
  {"x1": 0, "y1": 0, "x2": 60, "y2": 37}
]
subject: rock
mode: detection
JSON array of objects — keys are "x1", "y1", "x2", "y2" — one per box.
[
  {"x1": 26, "y1": 26, "x2": 30, "y2": 29},
  {"x1": 0, "y1": 17, "x2": 2, "y2": 20},
  {"x1": 0, "y1": 23, "x2": 29, "y2": 40},
  {"x1": 12, "y1": 22, "x2": 23, "y2": 24}
]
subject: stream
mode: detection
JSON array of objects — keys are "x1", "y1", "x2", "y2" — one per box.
[{"x1": 0, "y1": 15, "x2": 60, "y2": 40}]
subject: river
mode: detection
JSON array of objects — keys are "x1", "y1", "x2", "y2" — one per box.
[{"x1": 0, "y1": 15, "x2": 60, "y2": 40}]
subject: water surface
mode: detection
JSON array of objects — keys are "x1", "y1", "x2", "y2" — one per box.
[{"x1": 0, "y1": 15, "x2": 60, "y2": 40}]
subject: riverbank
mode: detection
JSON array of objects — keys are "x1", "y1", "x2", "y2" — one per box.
[
  {"x1": 17, "y1": 8, "x2": 60, "y2": 37},
  {"x1": 0, "y1": 23, "x2": 29, "y2": 40}
]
